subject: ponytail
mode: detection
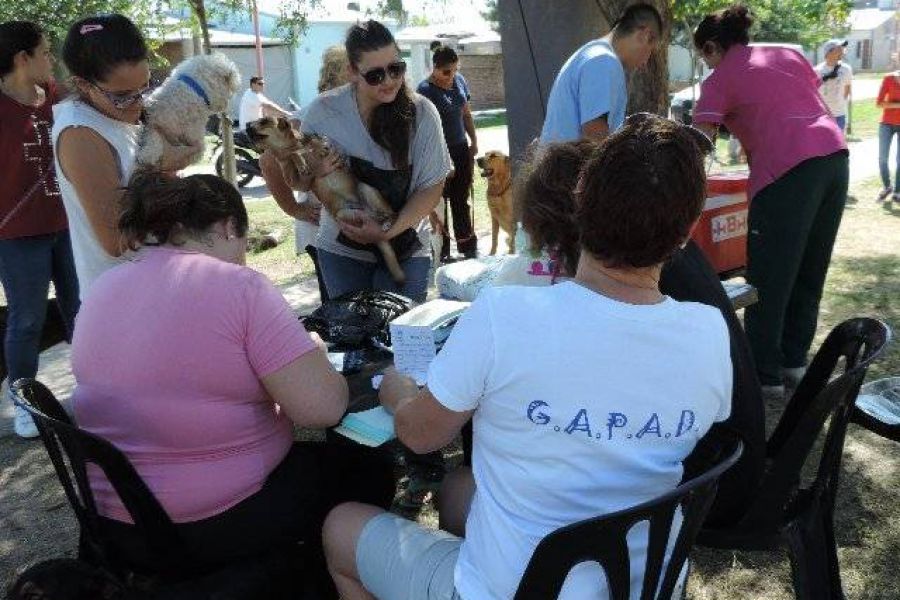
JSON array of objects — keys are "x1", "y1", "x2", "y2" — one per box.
[{"x1": 694, "y1": 4, "x2": 753, "y2": 53}]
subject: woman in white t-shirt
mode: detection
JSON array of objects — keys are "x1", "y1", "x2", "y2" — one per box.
[
  {"x1": 322, "y1": 114, "x2": 733, "y2": 600},
  {"x1": 52, "y1": 14, "x2": 148, "y2": 298}
]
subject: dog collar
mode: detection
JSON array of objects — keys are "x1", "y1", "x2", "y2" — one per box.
[{"x1": 177, "y1": 74, "x2": 211, "y2": 108}]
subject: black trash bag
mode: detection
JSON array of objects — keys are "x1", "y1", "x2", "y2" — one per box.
[{"x1": 302, "y1": 290, "x2": 415, "y2": 350}]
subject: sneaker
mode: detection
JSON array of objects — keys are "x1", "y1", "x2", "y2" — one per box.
[
  {"x1": 891, "y1": 193, "x2": 900, "y2": 206},
  {"x1": 761, "y1": 384, "x2": 785, "y2": 403},
  {"x1": 13, "y1": 405, "x2": 38, "y2": 439},
  {"x1": 877, "y1": 188, "x2": 892, "y2": 202},
  {"x1": 783, "y1": 366, "x2": 807, "y2": 388}
]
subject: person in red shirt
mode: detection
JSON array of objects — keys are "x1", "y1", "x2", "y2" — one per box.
[
  {"x1": 876, "y1": 71, "x2": 900, "y2": 203},
  {"x1": 0, "y1": 21, "x2": 80, "y2": 438}
]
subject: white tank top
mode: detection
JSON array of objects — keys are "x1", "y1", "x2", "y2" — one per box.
[{"x1": 52, "y1": 100, "x2": 140, "y2": 299}]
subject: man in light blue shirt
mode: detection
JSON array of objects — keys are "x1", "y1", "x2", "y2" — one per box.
[{"x1": 541, "y1": 3, "x2": 663, "y2": 143}]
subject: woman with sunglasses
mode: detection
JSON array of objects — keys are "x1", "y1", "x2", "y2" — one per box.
[
  {"x1": 692, "y1": 5, "x2": 848, "y2": 401},
  {"x1": 298, "y1": 20, "x2": 452, "y2": 304},
  {"x1": 52, "y1": 14, "x2": 149, "y2": 297},
  {"x1": 417, "y1": 44, "x2": 479, "y2": 261}
]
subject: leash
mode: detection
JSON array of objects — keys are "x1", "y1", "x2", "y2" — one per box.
[{"x1": 0, "y1": 164, "x2": 54, "y2": 234}]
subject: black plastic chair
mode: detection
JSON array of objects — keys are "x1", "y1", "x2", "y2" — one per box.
[
  {"x1": 697, "y1": 317, "x2": 891, "y2": 600},
  {"x1": 514, "y1": 438, "x2": 744, "y2": 600},
  {"x1": 10, "y1": 378, "x2": 189, "y2": 581}
]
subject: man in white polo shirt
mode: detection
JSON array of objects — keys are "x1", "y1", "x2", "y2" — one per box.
[
  {"x1": 238, "y1": 76, "x2": 292, "y2": 131},
  {"x1": 815, "y1": 39, "x2": 852, "y2": 132}
]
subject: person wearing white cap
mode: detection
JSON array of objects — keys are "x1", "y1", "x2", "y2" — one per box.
[{"x1": 815, "y1": 39, "x2": 852, "y2": 131}]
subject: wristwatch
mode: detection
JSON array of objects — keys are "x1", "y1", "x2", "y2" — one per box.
[{"x1": 381, "y1": 221, "x2": 392, "y2": 233}]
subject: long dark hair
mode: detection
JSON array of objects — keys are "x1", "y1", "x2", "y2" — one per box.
[
  {"x1": 345, "y1": 20, "x2": 415, "y2": 170},
  {"x1": 694, "y1": 4, "x2": 753, "y2": 53},
  {"x1": 0, "y1": 21, "x2": 43, "y2": 78}
]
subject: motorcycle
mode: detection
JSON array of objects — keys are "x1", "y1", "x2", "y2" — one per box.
[{"x1": 208, "y1": 115, "x2": 261, "y2": 188}]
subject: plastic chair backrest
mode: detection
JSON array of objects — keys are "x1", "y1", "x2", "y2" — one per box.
[
  {"x1": 514, "y1": 439, "x2": 743, "y2": 600},
  {"x1": 742, "y1": 318, "x2": 891, "y2": 529},
  {"x1": 11, "y1": 379, "x2": 187, "y2": 578}
]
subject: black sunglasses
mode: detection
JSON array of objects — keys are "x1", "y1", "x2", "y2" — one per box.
[
  {"x1": 624, "y1": 112, "x2": 714, "y2": 155},
  {"x1": 360, "y1": 61, "x2": 407, "y2": 86}
]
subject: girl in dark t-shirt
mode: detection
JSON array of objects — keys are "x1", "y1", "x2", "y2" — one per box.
[{"x1": 0, "y1": 20, "x2": 80, "y2": 439}]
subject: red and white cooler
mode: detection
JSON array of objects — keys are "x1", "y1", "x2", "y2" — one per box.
[{"x1": 691, "y1": 172, "x2": 750, "y2": 277}]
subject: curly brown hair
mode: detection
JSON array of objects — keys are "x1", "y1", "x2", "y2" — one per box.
[
  {"x1": 515, "y1": 140, "x2": 598, "y2": 276},
  {"x1": 318, "y1": 45, "x2": 349, "y2": 93},
  {"x1": 577, "y1": 114, "x2": 711, "y2": 269}
]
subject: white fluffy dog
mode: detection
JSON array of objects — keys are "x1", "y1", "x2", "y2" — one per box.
[{"x1": 136, "y1": 53, "x2": 241, "y2": 171}]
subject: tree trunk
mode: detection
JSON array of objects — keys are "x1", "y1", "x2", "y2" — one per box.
[{"x1": 190, "y1": 0, "x2": 237, "y2": 185}]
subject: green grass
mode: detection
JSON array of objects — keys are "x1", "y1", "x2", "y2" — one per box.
[
  {"x1": 474, "y1": 112, "x2": 507, "y2": 129},
  {"x1": 244, "y1": 201, "x2": 315, "y2": 287},
  {"x1": 847, "y1": 99, "x2": 881, "y2": 141},
  {"x1": 856, "y1": 71, "x2": 890, "y2": 80}
]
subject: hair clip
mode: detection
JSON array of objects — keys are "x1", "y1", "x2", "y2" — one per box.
[{"x1": 80, "y1": 24, "x2": 104, "y2": 35}]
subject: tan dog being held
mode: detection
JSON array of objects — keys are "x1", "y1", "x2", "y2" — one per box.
[
  {"x1": 476, "y1": 151, "x2": 516, "y2": 254},
  {"x1": 247, "y1": 117, "x2": 405, "y2": 283}
]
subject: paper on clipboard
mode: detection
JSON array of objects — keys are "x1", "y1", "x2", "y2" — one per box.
[{"x1": 389, "y1": 325, "x2": 435, "y2": 386}]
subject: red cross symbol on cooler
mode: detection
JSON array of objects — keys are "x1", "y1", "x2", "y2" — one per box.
[{"x1": 711, "y1": 209, "x2": 748, "y2": 243}]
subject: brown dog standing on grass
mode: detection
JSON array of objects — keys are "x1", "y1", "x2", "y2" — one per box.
[
  {"x1": 246, "y1": 116, "x2": 406, "y2": 283},
  {"x1": 476, "y1": 151, "x2": 516, "y2": 255}
]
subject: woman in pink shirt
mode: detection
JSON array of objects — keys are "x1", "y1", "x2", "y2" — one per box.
[
  {"x1": 70, "y1": 173, "x2": 378, "y2": 588},
  {"x1": 692, "y1": 4, "x2": 848, "y2": 399}
]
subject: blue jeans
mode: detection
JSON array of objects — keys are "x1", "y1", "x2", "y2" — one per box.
[
  {"x1": 879, "y1": 123, "x2": 900, "y2": 193},
  {"x1": 834, "y1": 115, "x2": 846, "y2": 132},
  {"x1": 0, "y1": 231, "x2": 80, "y2": 384},
  {"x1": 317, "y1": 249, "x2": 431, "y2": 303}
]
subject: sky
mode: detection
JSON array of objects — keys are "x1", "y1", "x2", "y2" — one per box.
[{"x1": 257, "y1": 0, "x2": 492, "y2": 28}]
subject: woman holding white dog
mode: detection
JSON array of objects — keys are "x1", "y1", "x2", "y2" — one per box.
[
  {"x1": 52, "y1": 14, "x2": 149, "y2": 297},
  {"x1": 297, "y1": 19, "x2": 452, "y2": 304}
]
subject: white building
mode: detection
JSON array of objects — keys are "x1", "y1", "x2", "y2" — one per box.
[{"x1": 842, "y1": 8, "x2": 899, "y2": 71}]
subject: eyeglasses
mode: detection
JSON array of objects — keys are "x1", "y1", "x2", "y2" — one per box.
[
  {"x1": 360, "y1": 61, "x2": 407, "y2": 86},
  {"x1": 624, "y1": 112, "x2": 714, "y2": 155},
  {"x1": 88, "y1": 80, "x2": 150, "y2": 110}
]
